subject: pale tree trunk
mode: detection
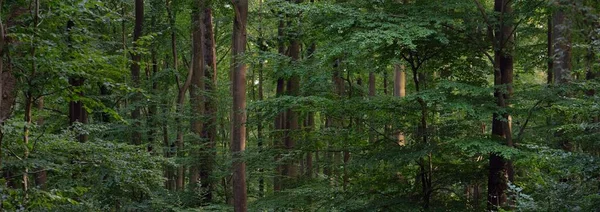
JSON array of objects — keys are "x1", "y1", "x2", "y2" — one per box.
[
  {"x1": 22, "y1": 0, "x2": 41, "y2": 201},
  {"x1": 231, "y1": 0, "x2": 248, "y2": 211},
  {"x1": 393, "y1": 64, "x2": 406, "y2": 146}
]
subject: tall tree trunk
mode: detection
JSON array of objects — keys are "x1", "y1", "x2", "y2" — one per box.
[
  {"x1": 130, "y1": 0, "x2": 144, "y2": 145},
  {"x1": 189, "y1": 0, "x2": 205, "y2": 196},
  {"x1": 67, "y1": 19, "x2": 87, "y2": 138},
  {"x1": 167, "y1": 1, "x2": 188, "y2": 191},
  {"x1": 34, "y1": 98, "x2": 46, "y2": 188},
  {"x1": 552, "y1": 2, "x2": 571, "y2": 85},
  {"x1": 368, "y1": 72, "x2": 376, "y2": 143},
  {"x1": 284, "y1": 13, "x2": 301, "y2": 187},
  {"x1": 257, "y1": 0, "x2": 267, "y2": 196},
  {"x1": 147, "y1": 49, "x2": 158, "y2": 152},
  {"x1": 487, "y1": 0, "x2": 514, "y2": 210},
  {"x1": 200, "y1": 1, "x2": 217, "y2": 203},
  {"x1": 393, "y1": 64, "x2": 406, "y2": 146},
  {"x1": 273, "y1": 13, "x2": 286, "y2": 192},
  {"x1": 547, "y1": 16, "x2": 553, "y2": 84},
  {"x1": 231, "y1": 0, "x2": 248, "y2": 211}
]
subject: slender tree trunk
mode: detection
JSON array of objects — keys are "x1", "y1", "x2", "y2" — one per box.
[
  {"x1": 34, "y1": 98, "x2": 46, "y2": 188},
  {"x1": 257, "y1": 0, "x2": 266, "y2": 195},
  {"x1": 393, "y1": 64, "x2": 406, "y2": 146},
  {"x1": 231, "y1": 0, "x2": 248, "y2": 210},
  {"x1": 147, "y1": 49, "x2": 158, "y2": 152},
  {"x1": 200, "y1": 1, "x2": 217, "y2": 203},
  {"x1": 67, "y1": 19, "x2": 88, "y2": 137},
  {"x1": 23, "y1": 94, "x2": 32, "y2": 201},
  {"x1": 368, "y1": 72, "x2": 376, "y2": 143},
  {"x1": 130, "y1": 0, "x2": 144, "y2": 145},
  {"x1": 284, "y1": 14, "x2": 301, "y2": 186},
  {"x1": 167, "y1": 2, "x2": 188, "y2": 191},
  {"x1": 487, "y1": 0, "x2": 514, "y2": 210},
  {"x1": 547, "y1": 16, "x2": 553, "y2": 84},
  {"x1": 273, "y1": 14, "x2": 286, "y2": 192}
]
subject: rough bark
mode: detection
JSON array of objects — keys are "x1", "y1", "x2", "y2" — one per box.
[{"x1": 231, "y1": 0, "x2": 248, "y2": 210}]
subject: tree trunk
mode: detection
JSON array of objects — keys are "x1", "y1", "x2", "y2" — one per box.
[
  {"x1": 231, "y1": 0, "x2": 248, "y2": 211},
  {"x1": 487, "y1": 0, "x2": 514, "y2": 210},
  {"x1": 368, "y1": 72, "x2": 376, "y2": 143},
  {"x1": 34, "y1": 98, "x2": 46, "y2": 188},
  {"x1": 284, "y1": 23, "x2": 301, "y2": 188},
  {"x1": 189, "y1": 0, "x2": 205, "y2": 196},
  {"x1": 200, "y1": 1, "x2": 217, "y2": 203},
  {"x1": 547, "y1": 16, "x2": 553, "y2": 84},
  {"x1": 393, "y1": 64, "x2": 406, "y2": 146},
  {"x1": 552, "y1": 2, "x2": 571, "y2": 85},
  {"x1": 273, "y1": 13, "x2": 286, "y2": 192},
  {"x1": 130, "y1": 0, "x2": 144, "y2": 145}
]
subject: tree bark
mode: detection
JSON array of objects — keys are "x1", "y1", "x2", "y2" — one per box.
[
  {"x1": 130, "y1": 0, "x2": 144, "y2": 145},
  {"x1": 552, "y1": 2, "x2": 571, "y2": 85},
  {"x1": 547, "y1": 16, "x2": 553, "y2": 84},
  {"x1": 273, "y1": 12, "x2": 286, "y2": 192},
  {"x1": 200, "y1": 1, "x2": 217, "y2": 203},
  {"x1": 487, "y1": 0, "x2": 514, "y2": 210},
  {"x1": 231, "y1": 0, "x2": 248, "y2": 211},
  {"x1": 393, "y1": 64, "x2": 406, "y2": 146},
  {"x1": 189, "y1": 0, "x2": 205, "y2": 196}
]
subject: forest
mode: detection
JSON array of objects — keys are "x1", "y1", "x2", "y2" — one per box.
[{"x1": 0, "y1": 0, "x2": 599, "y2": 211}]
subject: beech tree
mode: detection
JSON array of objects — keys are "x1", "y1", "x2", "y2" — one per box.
[{"x1": 0, "y1": 0, "x2": 597, "y2": 211}]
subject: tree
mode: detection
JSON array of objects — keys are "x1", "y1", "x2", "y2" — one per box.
[
  {"x1": 130, "y1": 0, "x2": 144, "y2": 145},
  {"x1": 200, "y1": 0, "x2": 218, "y2": 203},
  {"x1": 480, "y1": 0, "x2": 515, "y2": 209},
  {"x1": 231, "y1": 0, "x2": 248, "y2": 211}
]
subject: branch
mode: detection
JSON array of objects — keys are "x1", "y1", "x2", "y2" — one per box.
[
  {"x1": 515, "y1": 100, "x2": 543, "y2": 142},
  {"x1": 473, "y1": 0, "x2": 495, "y2": 42}
]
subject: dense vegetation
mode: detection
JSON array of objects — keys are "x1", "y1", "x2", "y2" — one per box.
[{"x1": 0, "y1": 0, "x2": 599, "y2": 211}]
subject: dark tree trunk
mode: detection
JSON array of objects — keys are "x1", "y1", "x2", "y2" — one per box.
[
  {"x1": 130, "y1": 0, "x2": 144, "y2": 145},
  {"x1": 552, "y1": 2, "x2": 571, "y2": 85},
  {"x1": 231, "y1": 0, "x2": 248, "y2": 210},
  {"x1": 200, "y1": 1, "x2": 217, "y2": 203},
  {"x1": 547, "y1": 16, "x2": 553, "y2": 84},
  {"x1": 273, "y1": 13, "x2": 286, "y2": 192},
  {"x1": 487, "y1": 0, "x2": 514, "y2": 210},
  {"x1": 189, "y1": 0, "x2": 205, "y2": 196}
]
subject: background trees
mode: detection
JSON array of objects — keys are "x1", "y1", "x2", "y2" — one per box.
[{"x1": 0, "y1": 0, "x2": 598, "y2": 211}]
